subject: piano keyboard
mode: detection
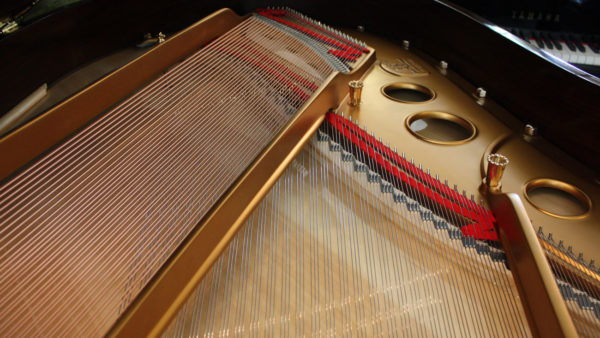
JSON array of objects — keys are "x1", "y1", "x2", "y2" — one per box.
[{"x1": 510, "y1": 28, "x2": 600, "y2": 67}]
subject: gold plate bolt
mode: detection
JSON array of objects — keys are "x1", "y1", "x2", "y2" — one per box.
[
  {"x1": 486, "y1": 153, "x2": 509, "y2": 190},
  {"x1": 475, "y1": 87, "x2": 486, "y2": 105},
  {"x1": 348, "y1": 80, "x2": 364, "y2": 107},
  {"x1": 524, "y1": 124, "x2": 537, "y2": 137},
  {"x1": 476, "y1": 87, "x2": 487, "y2": 98},
  {"x1": 439, "y1": 60, "x2": 448, "y2": 75}
]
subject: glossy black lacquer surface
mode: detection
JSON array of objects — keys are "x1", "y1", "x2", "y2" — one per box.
[{"x1": 1, "y1": 0, "x2": 598, "y2": 172}]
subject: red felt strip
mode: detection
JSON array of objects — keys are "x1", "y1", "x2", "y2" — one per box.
[
  {"x1": 325, "y1": 112, "x2": 497, "y2": 241},
  {"x1": 284, "y1": 10, "x2": 370, "y2": 53},
  {"x1": 332, "y1": 113, "x2": 488, "y2": 214},
  {"x1": 257, "y1": 9, "x2": 364, "y2": 62}
]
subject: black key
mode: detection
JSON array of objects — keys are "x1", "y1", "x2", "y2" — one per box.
[
  {"x1": 553, "y1": 40, "x2": 562, "y2": 50},
  {"x1": 517, "y1": 29, "x2": 526, "y2": 41},
  {"x1": 521, "y1": 28, "x2": 532, "y2": 41},
  {"x1": 550, "y1": 33, "x2": 563, "y2": 50},
  {"x1": 584, "y1": 34, "x2": 599, "y2": 54},
  {"x1": 563, "y1": 35, "x2": 577, "y2": 52},
  {"x1": 571, "y1": 34, "x2": 585, "y2": 52},
  {"x1": 535, "y1": 38, "x2": 544, "y2": 48},
  {"x1": 541, "y1": 36, "x2": 553, "y2": 49},
  {"x1": 544, "y1": 32, "x2": 558, "y2": 50},
  {"x1": 533, "y1": 32, "x2": 544, "y2": 48}
]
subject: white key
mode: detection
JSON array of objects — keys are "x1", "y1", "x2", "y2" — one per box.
[
  {"x1": 582, "y1": 44, "x2": 600, "y2": 65},
  {"x1": 542, "y1": 41, "x2": 600, "y2": 66},
  {"x1": 515, "y1": 30, "x2": 600, "y2": 67}
]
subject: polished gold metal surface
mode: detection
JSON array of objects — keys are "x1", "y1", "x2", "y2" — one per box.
[
  {"x1": 339, "y1": 29, "x2": 600, "y2": 264},
  {"x1": 494, "y1": 136, "x2": 600, "y2": 262},
  {"x1": 524, "y1": 178, "x2": 592, "y2": 220},
  {"x1": 336, "y1": 29, "x2": 600, "y2": 336},
  {"x1": 380, "y1": 57, "x2": 428, "y2": 77},
  {"x1": 381, "y1": 82, "x2": 435, "y2": 103},
  {"x1": 405, "y1": 110, "x2": 477, "y2": 145},
  {"x1": 490, "y1": 193, "x2": 577, "y2": 337}
]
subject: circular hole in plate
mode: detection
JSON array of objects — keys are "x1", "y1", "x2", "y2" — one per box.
[
  {"x1": 405, "y1": 111, "x2": 477, "y2": 145},
  {"x1": 381, "y1": 83, "x2": 435, "y2": 103},
  {"x1": 524, "y1": 179, "x2": 591, "y2": 219}
]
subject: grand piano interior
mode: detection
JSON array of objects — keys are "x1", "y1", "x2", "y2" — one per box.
[{"x1": 0, "y1": 0, "x2": 599, "y2": 337}]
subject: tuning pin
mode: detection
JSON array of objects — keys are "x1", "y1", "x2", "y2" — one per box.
[
  {"x1": 537, "y1": 226, "x2": 544, "y2": 236},
  {"x1": 577, "y1": 253, "x2": 584, "y2": 262},
  {"x1": 471, "y1": 194, "x2": 475, "y2": 202},
  {"x1": 567, "y1": 246, "x2": 573, "y2": 255},
  {"x1": 558, "y1": 240, "x2": 564, "y2": 249}
]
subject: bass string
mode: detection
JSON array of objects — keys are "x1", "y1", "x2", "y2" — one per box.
[{"x1": 0, "y1": 14, "x2": 338, "y2": 336}]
